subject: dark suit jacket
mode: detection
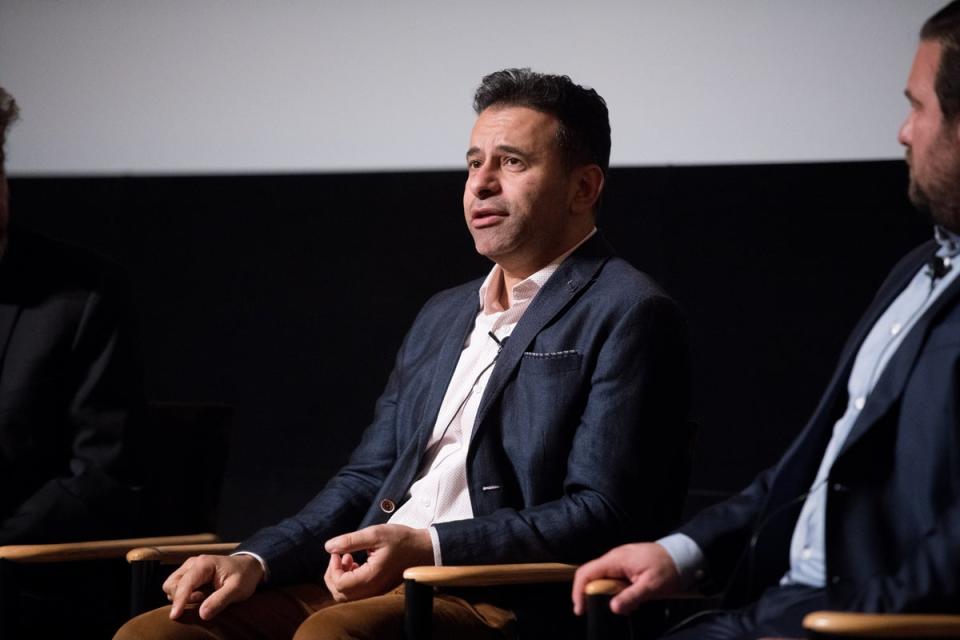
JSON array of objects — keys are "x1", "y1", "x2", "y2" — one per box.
[
  {"x1": 241, "y1": 234, "x2": 691, "y2": 593},
  {"x1": 0, "y1": 227, "x2": 144, "y2": 544},
  {"x1": 680, "y1": 238, "x2": 960, "y2": 613}
]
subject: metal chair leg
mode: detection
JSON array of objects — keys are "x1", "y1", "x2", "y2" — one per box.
[
  {"x1": 0, "y1": 559, "x2": 19, "y2": 637},
  {"x1": 587, "y1": 592, "x2": 630, "y2": 640},
  {"x1": 404, "y1": 578, "x2": 434, "y2": 640},
  {"x1": 130, "y1": 558, "x2": 161, "y2": 617}
]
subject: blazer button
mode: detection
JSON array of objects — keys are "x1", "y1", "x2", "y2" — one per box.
[{"x1": 380, "y1": 499, "x2": 396, "y2": 514}]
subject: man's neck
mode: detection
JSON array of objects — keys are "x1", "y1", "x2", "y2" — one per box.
[{"x1": 494, "y1": 227, "x2": 597, "y2": 309}]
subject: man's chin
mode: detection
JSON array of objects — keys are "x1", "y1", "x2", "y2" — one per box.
[{"x1": 912, "y1": 193, "x2": 960, "y2": 234}]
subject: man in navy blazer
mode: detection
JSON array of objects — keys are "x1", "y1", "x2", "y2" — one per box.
[
  {"x1": 573, "y1": 4, "x2": 960, "y2": 638},
  {"x1": 118, "y1": 69, "x2": 690, "y2": 639}
]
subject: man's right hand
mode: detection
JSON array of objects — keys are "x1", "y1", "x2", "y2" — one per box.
[
  {"x1": 571, "y1": 542, "x2": 681, "y2": 616},
  {"x1": 163, "y1": 554, "x2": 264, "y2": 621}
]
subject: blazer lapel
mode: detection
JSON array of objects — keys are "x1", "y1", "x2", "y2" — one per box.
[
  {"x1": 0, "y1": 244, "x2": 25, "y2": 386},
  {"x1": 470, "y1": 234, "x2": 613, "y2": 440},
  {"x1": 839, "y1": 259, "x2": 960, "y2": 456},
  {"x1": 821, "y1": 242, "x2": 935, "y2": 404},
  {"x1": 416, "y1": 287, "x2": 481, "y2": 453}
]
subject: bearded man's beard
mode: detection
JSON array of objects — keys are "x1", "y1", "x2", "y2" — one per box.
[{"x1": 908, "y1": 147, "x2": 960, "y2": 234}]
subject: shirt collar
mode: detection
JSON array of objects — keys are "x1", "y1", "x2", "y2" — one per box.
[
  {"x1": 935, "y1": 225, "x2": 960, "y2": 257},
  {"x1": 478, "y1": 227, "x2": 597, "y2": 314}
]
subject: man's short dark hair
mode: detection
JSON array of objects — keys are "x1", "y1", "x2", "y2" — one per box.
[
  {"x1": 922, "y1": 1, "x2": 960, "y2": 121},
  {"x1": 0, "y1": 87, "x2": 19, "y2": 168},
  {"x1": 473, "y1": 68, "x2": 611, "y2": 177}
]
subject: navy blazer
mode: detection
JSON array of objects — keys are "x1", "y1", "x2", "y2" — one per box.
[
  {"x1": 241, "y1": 233, "x2": 691, "y2": 589},
  {"x1": 681, "y1": 238, "x2": 960, "y2": 612},
  {"x1": 0, "y1": 227, "x2": 144, "y2": 544}
]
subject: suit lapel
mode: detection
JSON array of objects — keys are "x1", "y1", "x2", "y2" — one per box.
[
  {"x1": 470, "y1": 234, "x2": 613, "y2": 440},
  {"x1": 821, "y1": 242, "x2": 934, "y2": 406},
  {"x1": 0, "y1": 239, "x2": 25, "y2": 386},
  {"x1": 0, "y1": 304, "x2": 19, "y2": 386},
  {"x1": 839, "y1": 253, "x2": 960, "y2": 457},
  {"x1": 416, "y1": 287, "x2": 481, "y2": 453}
]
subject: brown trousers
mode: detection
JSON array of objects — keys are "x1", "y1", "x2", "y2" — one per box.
[{"x1": 113, "y1": 583, "x2": 515, "y2": 640}]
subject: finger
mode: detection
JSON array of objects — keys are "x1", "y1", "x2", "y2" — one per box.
[
  {"x1": 328, "y1": 553, "x2": 345, "y2": 579},
  {"x1": 198, "y1": 575, "x2": 244, "y2": 620},
  {"x1": 340, "y1": 553, "x2": 354, "y2": 571},
  {"x1": 572, "y1": 557, "x2": 626, "y2": 615},
  {"x1": 170, "y1": 564, "x2": 214, "y2": 619},
  {"x1": 324, "y1": 555, "x2": 348, "y2": 602},
  {"x1": 162, "y1": 560, "x2": 192, "y2": 596},
  {"x1": 326, "y1": 526, "x2": 380, "y2": 554},
  {"x1": 609, "y1": 575, "x2": 656, "y2": 615},
  {"x1": 334, "y1": 558, "x2": 376, "y2": 594}
]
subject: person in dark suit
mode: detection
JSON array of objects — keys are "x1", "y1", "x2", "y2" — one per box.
[
  {"x1": 116, "y1": 69, "x2": 690, "y2": 639},
  {"x1": 0, "y1": 87, "x2": 144, "y2": 545},
  {"x1": 572, "y1": 4, "x2": 960, "y2": 638}
]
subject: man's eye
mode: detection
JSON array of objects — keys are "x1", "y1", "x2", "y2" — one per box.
[
  {"x1": 468, "y1": 160, "x2": 482, "y2": 169},
  {"x1": 504, "y1": 157, "x2": 522, "y2": 167}
]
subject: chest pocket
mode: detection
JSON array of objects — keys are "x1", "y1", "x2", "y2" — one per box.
[{"x1": 519, "y1": 350, "x2": 582, "y2": 374}]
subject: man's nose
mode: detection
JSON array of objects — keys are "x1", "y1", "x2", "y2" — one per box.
[
  {"x1": 469, "y1": 163, "x2": 500, "y2": 198},
  {"x1": 898, "y1": 113, "x2": 913, "y2": 147}
]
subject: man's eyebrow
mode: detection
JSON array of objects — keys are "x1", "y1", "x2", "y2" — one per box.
[
  {"x1": 466, "y1": 144, "x2": 531, "y2": 160},
  {"x1": 496, "y1": 145, "x2": 528, "y2": 157}
]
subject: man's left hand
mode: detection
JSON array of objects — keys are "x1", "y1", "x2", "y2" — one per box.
[{"x1": 324, "y1": 524, "x2": 434, "y2": 601}]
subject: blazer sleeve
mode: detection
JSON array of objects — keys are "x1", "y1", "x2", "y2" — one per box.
[
  {"x1": 433, "y1": 293, "x2": 692, "y2": 564},
  {"x1": 675, "y1": 467, "x2": 777, "y2": 587},
  {"x1": 0, "y1": 269, "x2": 145, "y2": 544}
]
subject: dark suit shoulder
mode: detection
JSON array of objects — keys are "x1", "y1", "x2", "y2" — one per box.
[
  {"x1": 1, "y1": 228, "x2": 129, "y2": 303},
  {"x1": 593, "y1": 255, "x2": 673, "y2": 301}
]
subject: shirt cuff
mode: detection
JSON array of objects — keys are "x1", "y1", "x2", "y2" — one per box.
[
  {"x1": 656, "y1": 533, "x2": 706, "y2": 590},
  {"x1": 232, "y1": 551, "x2": 269, "y2": 582},
  {"x1": 428, "y1": 526, "x2": 442, "y2": 566}
]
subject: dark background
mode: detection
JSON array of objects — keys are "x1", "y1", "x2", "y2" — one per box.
[{"x1": 8, "y1": 159, "x2": 929, "y2": 538}]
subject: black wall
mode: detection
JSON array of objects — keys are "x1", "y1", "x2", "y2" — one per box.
[{"x1": 8, "y1": 160, "x2": 928, "y2": 538}]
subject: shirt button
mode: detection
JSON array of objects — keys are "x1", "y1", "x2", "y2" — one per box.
[
  {"x1": 801, "y1": 547, "x2": 813, "y2": 560},
  {"x1": 421, "y1": 498, "x2": 431, "y2": 508},
  {"x1": 380, "y1": 499, "x2": 396, "y2": 514},
  {"x1": 890, "y1": 322, "x2": 902, "y2": 336},
  {"x1": 854, "y1": 397, "x2": 865, "y2": 410}
]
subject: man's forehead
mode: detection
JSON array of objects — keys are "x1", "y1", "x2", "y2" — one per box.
[
  {"x1": 469, "y1": 105, "x2": 559, "y2": 146},
  {"x1": 912, "y1": 40, "x2": 942, "y2": 83}
]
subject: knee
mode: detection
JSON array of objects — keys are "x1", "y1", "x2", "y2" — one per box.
[
  {"x1": 114, "y1": 606, "x2": 206, "y2": 640},
  {"x1": 294, "y1": 604, "x2": 395, "y2": 640}
]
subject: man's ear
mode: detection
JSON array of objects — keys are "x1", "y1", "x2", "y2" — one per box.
[{"x1": 571, "y1": 165, "x2": 604, "y2": 214}]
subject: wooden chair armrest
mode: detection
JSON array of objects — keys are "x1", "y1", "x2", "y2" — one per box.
[
  {"x1": 584, "y1": 578, "x2": 629, "y2": 596},
  {"x1": 803, "y1": 611, "x2": 960, "y2": 637},
  {"x1": 0, "y1": 533, "x2": 220, "y2": 563},
  {"x1": 583, "y1": 578, "x2": 708, "y2": 600},
  {"x1": 126, "y1": 541, "x2": 240, "y2": 565},
  {"x1": 402, "y1": 563, "x2": 577, "y2": 587}
]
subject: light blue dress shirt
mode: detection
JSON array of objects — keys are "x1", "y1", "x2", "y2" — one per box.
[{"x1": 660, "y1": 227, "x2": 960, "y2": 589}]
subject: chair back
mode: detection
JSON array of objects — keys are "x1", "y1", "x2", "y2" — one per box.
[{"x1": 136, "y1": 402, "x2": 233, "y2": 535}]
